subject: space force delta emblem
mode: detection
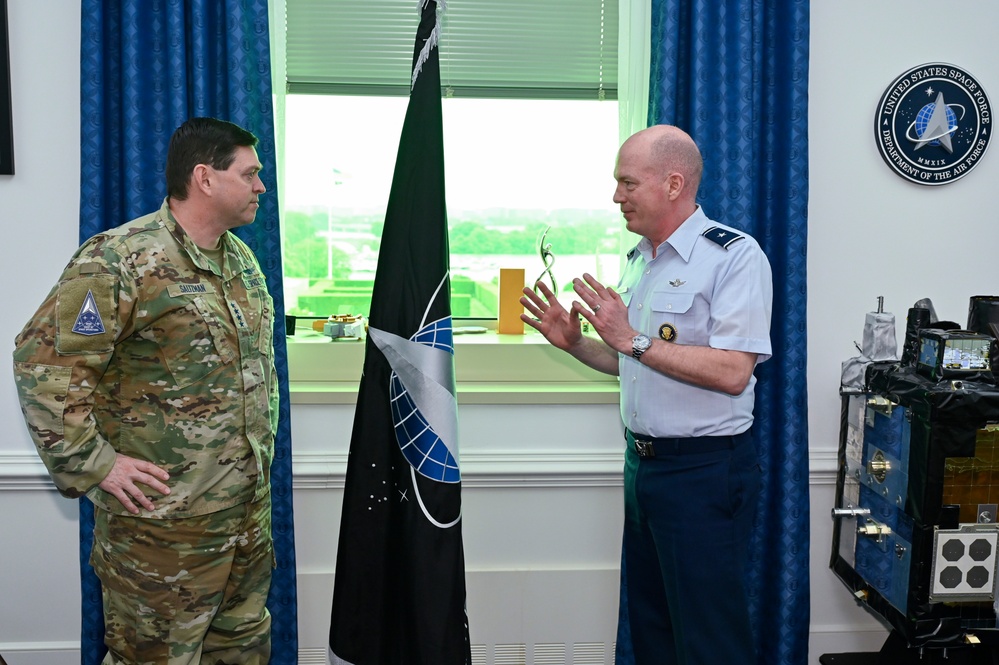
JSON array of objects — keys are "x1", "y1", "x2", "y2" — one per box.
[
  {"x1": 72, "y1": 289, "x2": 106, "y2": 335},
  {"x1": 875, "y1": 62, "x2": 992, "y2": 186}
]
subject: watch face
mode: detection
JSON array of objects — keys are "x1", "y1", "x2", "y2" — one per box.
[{"x1": 634, "y1": 334, "x2": 652, "y2": 351}]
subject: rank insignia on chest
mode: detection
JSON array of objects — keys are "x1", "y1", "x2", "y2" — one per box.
[
  {"x1": 228, "y1": 300, "x2": 247, "y2": 328},
  {"x1": 72, "y1": 289, "x2": 106, "y2": 336},
  {"x1": 659, "y1": 323, "x2": 677, "y2": 342},
  {"x1": 669, "y1": 278, "x2": 686, "y2": 288}
]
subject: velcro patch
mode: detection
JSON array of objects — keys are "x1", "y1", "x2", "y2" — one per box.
[
  {"x1": 57, "y1": 275, "x2": 116, "y2": 355},
  {"x1": 72, "y1": 290, "x2": 105, "y2": 335}
]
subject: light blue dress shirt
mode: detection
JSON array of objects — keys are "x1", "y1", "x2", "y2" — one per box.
[{"x1": 617, "y1": 206, "x2": 773, "y2": 438}]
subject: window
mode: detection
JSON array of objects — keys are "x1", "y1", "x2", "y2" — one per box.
[
  {"x1": 282, "y1": 95, "x2": 621, "y2": 318},
  {"x1": 279, "y1": 0, "x2": 626, "y2": 319}
]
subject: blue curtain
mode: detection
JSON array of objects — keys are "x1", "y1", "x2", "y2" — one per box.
[
  {"x1": 77, "y1": 2, "x2": 297, "y2": 663},
  {"x1": 618, "y1": 2, "x2": 810, "y2": 664}
]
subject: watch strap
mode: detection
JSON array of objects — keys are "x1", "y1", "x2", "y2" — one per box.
[{"x1": 632, "y1": 334, "x2": 651, "y2": 360}]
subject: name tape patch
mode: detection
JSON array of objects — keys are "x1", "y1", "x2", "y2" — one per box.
[{"x1": 167, "y1": 283, "x2": 216, "y2": 297}]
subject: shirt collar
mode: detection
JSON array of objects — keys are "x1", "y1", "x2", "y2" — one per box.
[
  {"x1": 160, "y1": 198, "x2": 227, "y2": 276},
  {"x1": 633, "y1": 205, "x2": 709, "y2": 263}
]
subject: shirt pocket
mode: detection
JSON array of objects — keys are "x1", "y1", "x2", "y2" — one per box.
[
  {"x1": 650, "y1": 291, "x2": 694, "y2": 316},
  {"x1": 13, "y1": 362, "x2": 72, "y2": 447},
  {"x1": 255, "y1": 289, "x2": 274, "y2": 357},
  {"x1": 239, "y1": 269, "x2": 274, "y2": 357},
  {"x1": 650, "y1": 291, "x2": 702, "y2": 345},
  {"x1": 142, "y1": 295, "x2": 235, "y2": 389}
]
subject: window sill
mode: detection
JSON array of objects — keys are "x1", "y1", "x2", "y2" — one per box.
[{"x1": 287, "y1": 324, "x2": 620, "y2": 405}]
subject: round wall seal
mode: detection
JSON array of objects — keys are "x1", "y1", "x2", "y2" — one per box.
[{"x1": 874, "y1": 62, "x2": 991, "y2": 185}]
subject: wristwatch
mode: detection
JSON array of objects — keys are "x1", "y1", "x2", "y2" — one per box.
[{"x1": 632, "y1": 333, "x2": 652, "y2": 360}]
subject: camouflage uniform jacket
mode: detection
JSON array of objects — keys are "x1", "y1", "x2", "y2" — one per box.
[{"x1": 13, "y1": 200, "x2": 277, "y2": 518}]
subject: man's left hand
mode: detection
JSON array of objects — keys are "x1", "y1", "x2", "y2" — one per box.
[{"x1": 571, "y1": 273, "x2": 635, "y2": 354}]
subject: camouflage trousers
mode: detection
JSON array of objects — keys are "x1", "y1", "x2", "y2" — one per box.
[{"x1": 91, "y1": 493, "x2": 273, "y2": 665}]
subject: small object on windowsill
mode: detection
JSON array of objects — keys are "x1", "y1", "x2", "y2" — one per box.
[
  {"x1": 454, "y1": 326, "x2": 488, "y2": 335},
  {"x1": 319, "y1": 314, "x2": 367, "y2": 340},
  {"x1": 498, "y1": 268, "x2": 526, "y2": 335}
]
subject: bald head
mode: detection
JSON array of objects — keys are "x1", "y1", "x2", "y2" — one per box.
[
  {"x1": 623, "y1": 125, "x2": 703, "y2": 200},
  {"x1": 613, "y1": 125, "x2": 705, "y2": 246}
]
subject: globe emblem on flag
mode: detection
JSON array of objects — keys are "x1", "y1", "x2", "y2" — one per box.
[
  {"x1": 389, "y1": 373, "x2": 460, "y2": 482},
  {"x1": 370, "y1": 316, "x2": 461, "y2": 485},
  {"x1": 913, "y1": 102, "x2": 958, "y2": 146}
]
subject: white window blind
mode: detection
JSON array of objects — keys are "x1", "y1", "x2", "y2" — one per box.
[{"x1": 286, "y1": 0, "x2": 618, "y2": 100}]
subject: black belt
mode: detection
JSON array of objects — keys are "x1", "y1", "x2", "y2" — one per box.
[{"x1": 625, "y1": 428, "x2": 750, "y2": 458}]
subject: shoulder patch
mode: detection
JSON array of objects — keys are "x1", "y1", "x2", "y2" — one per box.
[
  {"x1": 57, "y1": 274, "x2": 116, "y2": 355},
  {"x1": 72, "y1": 290, "x2": 106, "y2": 335},
  {"x1": 79, "y1": 262, "x2": 103, "y2": 274},
  {"x1": 701, "y1": 226, "x2": 745, "y2": 249}
]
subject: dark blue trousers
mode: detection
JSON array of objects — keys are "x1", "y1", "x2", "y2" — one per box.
[{"x1": 619, "y1": 430, "x2": 761, "y2": 665}]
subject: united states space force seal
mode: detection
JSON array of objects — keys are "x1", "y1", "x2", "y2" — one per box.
[{"x1": 874, "y1": 63, "x2": 991, "y2": 186}]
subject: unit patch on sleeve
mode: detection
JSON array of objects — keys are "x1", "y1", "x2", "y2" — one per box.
[
  {"x1": 56, "y1": 274, "x2": 116, "y2": 354},
  {"x1": 73, "y1": 290, "x2": 105, "y2": 335}
]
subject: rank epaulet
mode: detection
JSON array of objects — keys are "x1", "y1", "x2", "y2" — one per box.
[{"x1": 702, "y1": 226, "x2": 745, "y2": 249}]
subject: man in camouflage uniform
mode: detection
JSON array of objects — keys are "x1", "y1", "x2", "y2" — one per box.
[{"x1": 13, "y1": 117, "x2": 278, "y2": 664}]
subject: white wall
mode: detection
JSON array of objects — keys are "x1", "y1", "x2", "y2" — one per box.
[
  {"x1": 0, "y1": 4, "x2": 81, "y2": 455},
  {"x1": 808, "y1": 0, "x2": 999, "y2": 459},
  {"x1": 0, "y1": 3, "x2": 84, "y2": 663},
  {"x1": 806, "y1": 0, "x2": 999, "y2": 659},
  {"x1": 4, "y1": 0, "x2": 999, "y2": 663}
]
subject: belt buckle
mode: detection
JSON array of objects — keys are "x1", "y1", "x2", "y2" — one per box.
[{"x1": 634, "y1": 439, "x2": 656, "y2": 458}]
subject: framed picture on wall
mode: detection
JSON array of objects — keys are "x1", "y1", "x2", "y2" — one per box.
[{"x1": 0, "y1": 0, "x2": 13, "y2": 175}]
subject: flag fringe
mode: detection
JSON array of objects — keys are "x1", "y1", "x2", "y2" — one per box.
[{"x1": 412, "y1": 0, "x2": 447, "y2": 90}]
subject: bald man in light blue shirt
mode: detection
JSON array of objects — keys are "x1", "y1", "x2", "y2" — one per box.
[{"x1": 522, "y1": 124, "x2": 772, "y2": 665}]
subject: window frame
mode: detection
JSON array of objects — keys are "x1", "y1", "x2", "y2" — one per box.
[{"x1": 269, "y1": 0, "x2": 651, "y2": 395}]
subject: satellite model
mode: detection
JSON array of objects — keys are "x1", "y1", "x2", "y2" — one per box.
[{"x1": 831, "y1": 296, "x2": 999, "y2": 662}]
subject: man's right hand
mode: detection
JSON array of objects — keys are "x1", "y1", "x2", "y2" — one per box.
[
  {"x1": 98, "y1": 453, "x2": 171, "y2": 514},
  {"x1": 520, "y1": 282, "x2": 583, "y2": 351}
]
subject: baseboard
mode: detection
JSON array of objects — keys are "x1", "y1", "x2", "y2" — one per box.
[
  {"x1": 0, "y1": 448, "x2": 842, "y2": 491},
  {"x1": 0, "y1": 622, "x2": 891, "y2": 665},
  {"x1": 807, "y1": 624, "x2": 889, "y2": 662},
  {"x1": 0, "y1": 642, "x2": 77, "y2": 665}
]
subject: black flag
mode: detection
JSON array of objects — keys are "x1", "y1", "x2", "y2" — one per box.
[{"x1": 329, "y1": 2, "x2": 471, "y2": 664}]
